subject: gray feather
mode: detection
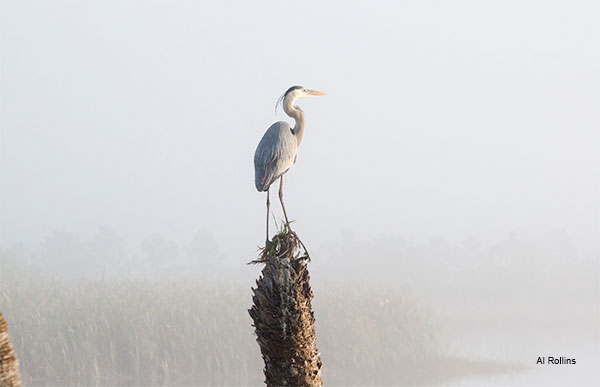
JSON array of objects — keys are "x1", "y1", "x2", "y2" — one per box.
[{"x1": 254, "y1": 121, "x2": 298, "y2": 191}]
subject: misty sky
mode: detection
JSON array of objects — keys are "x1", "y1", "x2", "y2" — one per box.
[{"x1": 1, "y1": 1, "x2": 599, "y2": 260}]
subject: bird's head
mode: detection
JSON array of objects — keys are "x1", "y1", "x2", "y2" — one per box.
[{"x1": 276, "y1": 85, "x2": 326, "y2": 113}]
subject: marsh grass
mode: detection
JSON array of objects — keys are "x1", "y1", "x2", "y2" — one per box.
[
  {"x1": 1, "y1": 280, "x2": 260, "y2": 386},
  {"x1": 1, "y1": 279, "x2": 519, "y2": 386}
]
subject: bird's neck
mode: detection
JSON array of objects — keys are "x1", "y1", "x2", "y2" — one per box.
[{"x1": 284, "y1": 100, "x2": 306, "y2": 146}]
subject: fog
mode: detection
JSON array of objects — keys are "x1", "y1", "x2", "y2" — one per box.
[{"x1": 1, "y1": 1, "x2": 599, "y2": 386}]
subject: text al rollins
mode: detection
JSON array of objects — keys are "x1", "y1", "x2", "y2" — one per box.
[{"x1": 536, "y1": 356, "x2": 576, "y2": 365}]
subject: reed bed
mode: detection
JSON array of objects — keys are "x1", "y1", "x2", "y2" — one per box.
[{"x1": 0, "y1": 279, "x2": 451, "y2": 386}]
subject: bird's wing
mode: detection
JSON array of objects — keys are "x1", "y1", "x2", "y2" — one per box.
[{"x1": 254, "y1": 121, "x2": 298, "y2": 191}]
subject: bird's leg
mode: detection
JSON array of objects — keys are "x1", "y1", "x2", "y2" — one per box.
[
  {"x1": 279, "y1": 175, "x2": 292, "y2": 231},
  {"x1": 266, "y1": 189, "x2": 270, "y2": 245}
]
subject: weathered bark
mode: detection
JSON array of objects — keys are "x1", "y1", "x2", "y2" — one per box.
[
  {"x1": 0, "y1": 309, "x2": 22, "y2": 387},
  {"x1": 249, "y1": 231, "x2": 322, "y2": 387}
]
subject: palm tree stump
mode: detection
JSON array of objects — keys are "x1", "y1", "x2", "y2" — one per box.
[
  {"x1": 0, "y1": 308, "x2": 22, "y2": 387},
  {"x1": 249, "y1": 231, "x2": 322, "y2": 387}
]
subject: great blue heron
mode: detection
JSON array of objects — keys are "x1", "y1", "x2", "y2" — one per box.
[{"x1": 254, "y1": 86, "x2": 326, "y2": 243}]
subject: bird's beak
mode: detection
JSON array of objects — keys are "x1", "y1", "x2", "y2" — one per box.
[{"x1": 307, "y1": 89, "x2": 327, "y2": 96}]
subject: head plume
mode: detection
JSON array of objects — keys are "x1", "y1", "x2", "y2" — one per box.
[{"x1": 275, "y1": 85, "x2": 303, "y2": 114}]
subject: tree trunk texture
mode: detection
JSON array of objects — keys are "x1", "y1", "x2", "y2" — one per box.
[
  {"x1": 249, "y1": 231, "x2": 323, "y2": 387},
  {"x1": 0, "y1": 309, "x2": 22, "y2": 387}
]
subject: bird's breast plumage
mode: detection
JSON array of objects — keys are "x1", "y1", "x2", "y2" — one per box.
[{"x1": 254, "y1": 121, "x2": 299, "y2": 191}]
